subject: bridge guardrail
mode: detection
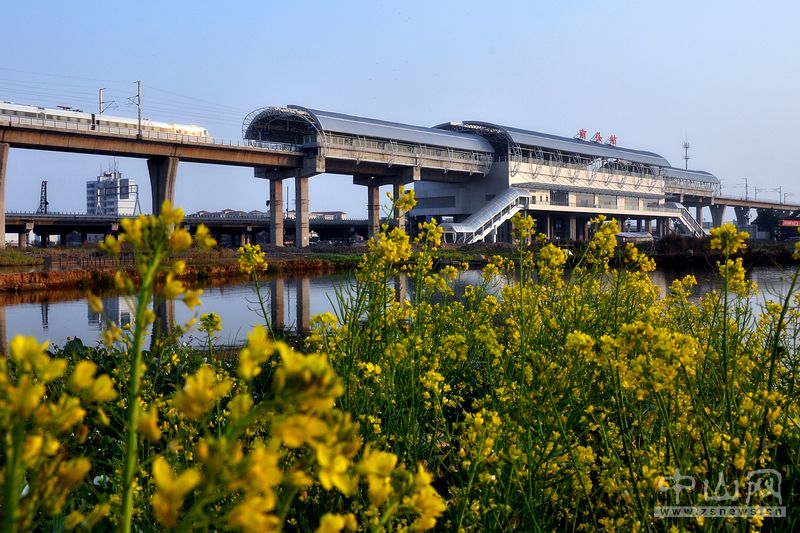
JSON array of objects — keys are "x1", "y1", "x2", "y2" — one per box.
[{"x1": 0, "y1": 115, "x2": 303, "y2": 153}]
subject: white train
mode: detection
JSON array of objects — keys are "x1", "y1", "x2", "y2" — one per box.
[{"x1": 0, "y1": 101, "x2": 209, "y2": 137}]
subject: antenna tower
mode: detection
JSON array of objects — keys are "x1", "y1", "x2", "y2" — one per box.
[
  {"x1": 36, "y1": 181, "x2": 49, "y2": 214},
  {"x1": 682, "y1": 140, "x2": 690, "y2": 170}
]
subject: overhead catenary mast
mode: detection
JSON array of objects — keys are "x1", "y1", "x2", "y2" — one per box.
[{"x1": 682, "y1": 139, "x2": 690, "y2": 170}]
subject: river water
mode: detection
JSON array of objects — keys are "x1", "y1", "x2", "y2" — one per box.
[{"x1": 0, "y1": 266, "x2": 797, "y2": 351}]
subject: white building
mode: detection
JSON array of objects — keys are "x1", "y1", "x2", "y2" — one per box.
[{"x1": 86, "y1": 170, "x2": 139, "y2": 216}]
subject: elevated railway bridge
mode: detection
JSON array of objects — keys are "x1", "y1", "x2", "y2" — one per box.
[
  {"x1": 2, "y1": 103, "x2": 797, "y2": 248},
  {"x1": 3, "y1": 212, "x2": 371, "y2": 247}
]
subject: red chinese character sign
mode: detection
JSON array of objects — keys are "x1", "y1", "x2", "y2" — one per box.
[
  {"x1": 609, "y1": 135, "x2": 617, "y2": 145},
  {"x1": 578, "y1": 129, "x2": 587, "y2": 140},
  {"x1": 593, "y1": 131, "x2": 603, "y2": 143}
]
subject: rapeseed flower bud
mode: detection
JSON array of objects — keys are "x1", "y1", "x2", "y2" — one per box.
[{"x1": 200, "y1": 312, "x2": 222, "y2": 334}]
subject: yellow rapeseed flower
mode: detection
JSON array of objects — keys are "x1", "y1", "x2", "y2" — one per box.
[
  {"x1": 194, "y1": 224, "x2": 217, "y2": 249},
  {"x1": 151, "y1": 456, "x2": 201, "y2": 527},
  {"x1": 710, "y1": 222, "x2": 749, "y2": 255},
  {"x1": 168, "y1": 228, "x2": 193, "y2": 253},
  {"x1": 159, "y1": 201, "x2": 184, "y2": 226},
  {"x1": 68, "y1": 360, "x2": 98, "y2": 392},
  {"x1": 163, "y1": 273, "x2": 186, "y2": 300},
  {"x1": 173, "y1": 365, "x2": 232, "y2": 419},
  {"x1": 99, "y1": 234, "x2": 121, "y2": 255},
  {"x1": 137, "y1": 406, "x2": 162, "y2": 442},
  {"x1": 182, "y1": 289, "x2": 203, "y2": 310}
]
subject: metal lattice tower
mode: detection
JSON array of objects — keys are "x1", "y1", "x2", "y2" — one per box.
[
  {"x1": 36, "y1": 181, "x2": 49, "y2": 214},
  {"x1": 682, "y1": 140, "x2": 690, "y2": 170}
]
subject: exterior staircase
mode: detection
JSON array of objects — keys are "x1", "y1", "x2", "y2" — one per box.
[{"x1": 441, "y1": 188, "x2": 530, "y2": 244}]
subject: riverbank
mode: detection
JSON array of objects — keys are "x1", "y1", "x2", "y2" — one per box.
[
  {"x1": 1, "y1": 237, "x2": 794, "y2": 293},
  {"x1": 0, "y1": 256, "x2": 345, "y2": 293}
]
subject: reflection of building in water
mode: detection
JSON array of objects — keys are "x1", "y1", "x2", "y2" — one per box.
[{"x1": 88, "y1": 296, "x2": 134, "y2": 329}]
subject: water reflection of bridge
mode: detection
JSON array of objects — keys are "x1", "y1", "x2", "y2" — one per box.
[{"x1": 0, "y1": 276, "x2": 347, "y2": 354}]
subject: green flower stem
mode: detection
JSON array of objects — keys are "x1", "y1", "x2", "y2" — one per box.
[
  {"x1": 1, "y1": 421, "x2": 25, "y2": 533},
  {"x1": 120, "y1": 253, "x2": 161, "y2": 533}
]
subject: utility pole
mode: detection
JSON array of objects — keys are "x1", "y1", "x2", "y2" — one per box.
[
  {"x1": 99, "y1": 88, "x2": 105, "y2": 115},
  {"x1": 743, "y1": 177, "x2": 749, "y2": 201},
  {"x1": 136, "y1": 80, "x2": 142, "y2": 138}
]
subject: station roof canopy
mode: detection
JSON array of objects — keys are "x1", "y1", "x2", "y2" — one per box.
[
  {"x1": 435, "y1": 121, "x2": 671, "y2": 168},
  {"x1": 243, "y1": 106, "x2": 495, "y2": 153},
  {"x1": 663, "y1": 167, "x2": 720, "y2": 184}
]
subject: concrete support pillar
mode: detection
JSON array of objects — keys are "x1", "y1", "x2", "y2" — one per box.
[
  {"x1": 269, "y1": 179, "x2": 284, "y2": 247},
  {"x1": 147, "y1": 156, "x2": 179, "y2": 215},
  {"x1": 367, "y1": 184, "x2": 380, "y2": 240},
  {"x1": 392, "y1": 181, "x2": 407, "y2": 230},
  {"x1": 295, "y1": 176, "x2": 310, "y2": 248},
  {"x1": 734, "y1": 207, "x2": 750, "y2": 227},
  {"x1": 709, "y1": 205, "x2": 725, "y2": 228},
  {"x1": 80, "y1": 232, "x2": 88, "y2": 244},
  {"x1": 694, "y1": 206, "x2": 704, "y2": 228},
  {"x1": 18, "y1": 232, "x2": 27, "y2": 248},
  {"x1": 568, "y1": 216, "x2": 577, "y2": 241},
  {"x1": 147, "y1": 158, "x2": 176, "y2": 214},
  {"x1": 0, "y1": 143, "x2": 8, "y2": 250},
  {"x1": 544, "y1": 215, "x2": 551, "y2": 240},
  {"x1": 270, "y1": 278, "x2": 285, "y2": 331},
  {"x1": 297, "y1": 277, "x2": 310, "y2": 335},
  {"x1": 59, "y1": 232, "x2": 68, "y2": 247},
  {"x1": 488, "y1": 227, "x2": 497, "y2": 243}
]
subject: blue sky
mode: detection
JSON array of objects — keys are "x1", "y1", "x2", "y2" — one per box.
[{"x1": 2, "y1": 0, "x2": 798, "y2": 217}]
